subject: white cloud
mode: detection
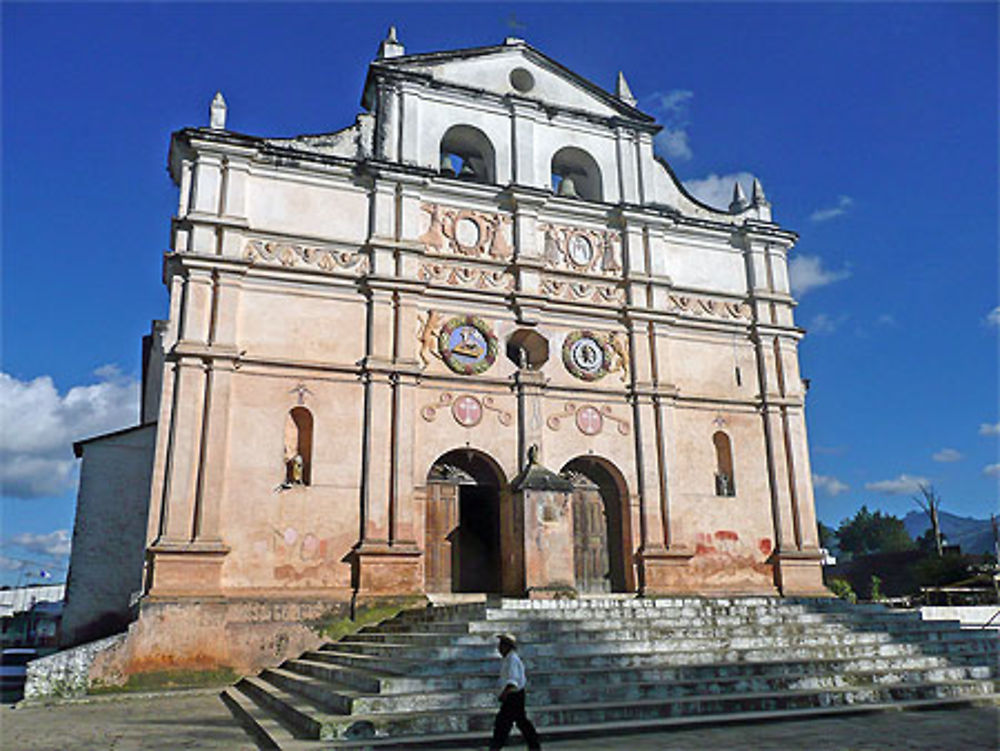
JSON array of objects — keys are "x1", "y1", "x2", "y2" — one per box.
[
  {"x1": 984, "y1": 464, "x2": 1000, "y2": 478},
  {"x1": 10, "y1": 530, "x2": 71, "y2": 558},
  {"x1": 864, "y1": 474, "x2": 930, "y2": 495},
  {"x1": 683, "y1": 172, "x2": 755, "y2": 210},
  {"x1": 985, "y1": 307, "x2": 1000, "y2": 327},
  {"x1": 808, "y1": 313, "x2": 849, "y2": 335},
  {"x1": 647, "y1": 89, "x2": 694, "y2": 161},
  {"x1": 655, "y1": 128, "x2": 692, "y2": 161},
  {"x1": 932, "y1": 448, "x2": 963, "y2": 463},
  {"x1": 788, "y1": 254, "x2": 851, "y2": 297},
  {"x1": 876, "y1": 314, "x2": 897, "y2": 327},
  {"x1": 0, "y1": 367, "x2": 140, "y2": 499},
  {"x1": 0, "y1": 554, "x2": 25, "y2": 572},
  {"x1": 813, "y1": 474, "x2": 849, "y2": 496},
  {"x1": 810, "y1": 195, "x2": 854, "y2": 222},
  {"x1": 979, "y1": 423, "x2": 1000, "y2": 436}
]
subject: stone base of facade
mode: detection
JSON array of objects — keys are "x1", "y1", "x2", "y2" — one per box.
[
  {"x1": 772, "y1": 549, "x2": 829, "y2": 596},
  {"x1": 638, "y1": 547, "x2": 781, "y2": 596},
  {"x1": 350, "y1": 543, "x2": 423, "y2": 596}
]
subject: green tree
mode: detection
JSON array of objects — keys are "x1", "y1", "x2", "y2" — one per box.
[
  {"x1": 817, "y1": 521, "x2": 836, "y2": 549},
  {"x1": 836, "y1": 505, "x2": 914, "y2": 556}
]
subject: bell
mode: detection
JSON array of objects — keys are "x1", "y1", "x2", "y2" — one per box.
[
  {"x1": 558, "y1": 175, "x2": 578, "y2": 198},
  {"x1": 459, "y1": 159, "x2": 477, "y2": 179},
  {"x1": 439, "y1": 153, "x2": 455, "y2": 176}
]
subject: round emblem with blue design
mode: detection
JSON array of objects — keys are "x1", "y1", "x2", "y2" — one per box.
[{"x1": 438, "y1": 316, "x2": 498, "y2": 375}]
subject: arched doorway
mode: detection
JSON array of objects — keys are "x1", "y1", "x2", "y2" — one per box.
[
  {"x1": 425, "y1": 449, "x2": 504, "y2": 593},
  {"x1": 560, "y1": 457, "x2": 633, "y2": 593}
]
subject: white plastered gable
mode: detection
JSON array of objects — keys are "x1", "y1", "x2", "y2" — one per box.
[{"x1": 389, "y1": 45, "x2": 643, "y2": 121}]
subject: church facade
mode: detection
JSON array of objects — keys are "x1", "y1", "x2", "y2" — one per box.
[{"x1": 63, "y1": 30, "x2": 825, "y2": 672}]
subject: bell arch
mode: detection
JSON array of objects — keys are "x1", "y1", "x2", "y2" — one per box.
[
  {"x1": 551, "y1": 146, "x2": 603, "y2": 202},
  {"x1": 439, "y1": 124, "x2": 496, "y2": 184},
  {"x1": 284, "y1": 406, "x2": 313, "y2": 485},
  {"x1": 424, "y1": 448, "x2": 507, "y2": 593},
  {"x1": 560, "y1": 455, "x2": 634, "y2": 593}
]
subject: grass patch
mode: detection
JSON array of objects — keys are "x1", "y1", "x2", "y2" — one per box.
[
  {"x1": 89, "y1": 667, "x2": 238, "y2": 695},
  {"x1": 312, "y1": 597, "x2": 426, "y2": 643}
]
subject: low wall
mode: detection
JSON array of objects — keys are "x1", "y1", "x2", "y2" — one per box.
[
  {"x1": 920, "y1": 605, "x2": 1000, "y2": 630},
  {"x1": 26, "y1": 594, "x2": 424, "y2": 698},
  {"x1": 25, "y1": 633, "x2": 127, "y2": 700}
]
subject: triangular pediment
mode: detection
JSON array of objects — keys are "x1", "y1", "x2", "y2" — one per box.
[{"x1": 375, "y1": 42, "x2": 653, "y2": 123}]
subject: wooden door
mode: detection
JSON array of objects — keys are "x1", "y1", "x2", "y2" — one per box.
[
  {"x1": 573, "y1": 486, "x2": 610, "y2": 593},
  {"x1": 425, "y1": 483, "x2": 459, "y2": 592}
]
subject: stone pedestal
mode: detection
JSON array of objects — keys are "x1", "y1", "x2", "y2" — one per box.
[
  {"x1": 350, "y1": 543, "x2": 423, "y2": 596},
  {"x1": 510, "y1": 451, "x2": 577, "y2": 597},
  {"x1": 146, "y1": 541, "x2": 229, "y2": 597},
  {"x1": 772, "y1": 548, "x2": 828, "y2": 596}
]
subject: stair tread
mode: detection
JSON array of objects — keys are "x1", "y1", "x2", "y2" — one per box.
[
  {"x1": 332, "y1": 679, "x2": 995, "y2": 722},
  {"x1": 320, "y1": 693, "x2": 1000, "y2": 749}
]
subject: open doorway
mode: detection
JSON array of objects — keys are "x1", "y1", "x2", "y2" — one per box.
[{"x1": 425, "y1": 450, "x2": 504, "y2": 593}]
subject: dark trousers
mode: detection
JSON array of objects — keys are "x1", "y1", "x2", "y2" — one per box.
[{"x1": 490, "y1": 689, "x2": 541, "y2": 750}]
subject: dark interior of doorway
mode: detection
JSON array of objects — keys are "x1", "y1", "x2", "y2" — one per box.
[{"x1": 455, "y1": 484, "x2": 501, "y2": 593}]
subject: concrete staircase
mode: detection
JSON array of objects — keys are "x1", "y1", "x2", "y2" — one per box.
[{"x1": 221, "y1": 597, "x2": 998, "y2": 749}]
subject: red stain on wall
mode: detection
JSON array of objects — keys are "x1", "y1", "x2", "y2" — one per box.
[
  {"x1": 714, "y1": 530, "x2": 739, "y2": 542},
  {"x1": 758, "y1": 538, "x2": 773, "y2": 556},
  {"x1": 694, "y1": 543, "x2": 717, "y2": 555}
]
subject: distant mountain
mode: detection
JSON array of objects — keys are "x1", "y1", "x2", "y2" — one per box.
[{"x1": 902, "y1": 510, "x2": 996, "y2": 555}]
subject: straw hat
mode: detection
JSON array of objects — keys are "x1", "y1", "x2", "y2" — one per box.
[{"x1": 496, "y1": 633, "x2": 518, "y2": 648}]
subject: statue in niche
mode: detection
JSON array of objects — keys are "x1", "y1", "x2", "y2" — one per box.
[
  {"x1": 288, "y1": 454, "x2": 305, "y2": 485},
  {"x1": 715, "y1": 472, "x2": 734, "y2": 497}
]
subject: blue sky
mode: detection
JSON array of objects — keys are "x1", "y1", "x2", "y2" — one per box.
[{"x1": 2, "y1": 3, "x2": 997, "y2": 586}]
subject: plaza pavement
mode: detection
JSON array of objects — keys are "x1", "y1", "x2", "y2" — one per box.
[{"x1": 1, "y1": 690, "x2": 997, "y2": 750}]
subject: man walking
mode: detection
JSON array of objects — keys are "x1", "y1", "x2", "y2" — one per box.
[{"x1": 489, "y1": 633, "x2": 542, "y2": 751}]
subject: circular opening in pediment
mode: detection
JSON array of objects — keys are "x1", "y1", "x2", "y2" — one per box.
[{"x1": 509, "y1": 67, "x2": 535, "y2": 93}]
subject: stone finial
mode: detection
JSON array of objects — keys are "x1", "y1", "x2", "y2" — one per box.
[
  {"x1": 751, "y1": 177, "x2": 770, "y2": 207},
  {"x1": 729, "y1": 181, "x2": 749, "y2": 212},
  {"x1": 209, "y1": 91, "x2": 227, "y2": 130},
  {"x1": 377, "y1": 25, "x2": 405, "y2": 59},
  {"x1": 616, "y1": 71, "x2": 637, "y2": 107}
]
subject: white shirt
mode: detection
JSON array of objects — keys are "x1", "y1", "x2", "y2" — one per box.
[{"x1": 498, "y1": 650, "x2": 527, "y2": 691}]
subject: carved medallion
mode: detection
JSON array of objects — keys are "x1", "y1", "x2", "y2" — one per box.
[
  {"x1": 438, "y1": 316, "x2": 498, "y2": 375},
  {"x1": 563, "y1": 331, "x2": 611, "y2": 381},
  {"x1": 575, "y1": 405, "x2": 604, "y2": 435},
  {"x1": 567, "y1": 233, "x2": 594, "y2": 267},
  {"x1": 451, "y1": 395, "x2": 483, "y2": 427}
]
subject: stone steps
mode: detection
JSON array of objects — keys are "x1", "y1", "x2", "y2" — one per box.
[
  {"x1": 222, "y1": 597, "x2": 999, "y2": 748},
  {"x1": 286, "y1": 655, "x2": 992, "y2": 697}
]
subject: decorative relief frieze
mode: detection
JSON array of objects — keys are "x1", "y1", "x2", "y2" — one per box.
[
  {"x1": 420, "y1": 392, "x2": 513, "y2": 427},
  {"x1": 540, "y1": 278, "x2": 625, "y2": 305},
  {"x1": 545, "y1": 402, "x2": 630, "y2": 436},
  {"x1": 667, "y1": 294, "x2": 752, "y2": 321},
  {"x1": 243, "y1": 240, "x2": 368, "y2": 275},
  {"x1": 418, "y1": 262, "x2": 514, "y2": 291},
  {"x1": 418, "y1": 204, "x2": 513, "y2": 261},
  {"x1": 539, "y1": 223, "x2": 622, "y2": 276}
]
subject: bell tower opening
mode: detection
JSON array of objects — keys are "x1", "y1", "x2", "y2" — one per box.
[{"x1": 425, "y1": 449, "x2": 504, "y2": 593}]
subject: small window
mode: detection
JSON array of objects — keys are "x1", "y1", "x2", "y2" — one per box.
[
  {"x1": 713, "y1": 431, "x2": 735, "y2": 497},
  {"x1": 284, "y1": 407, "x2": 314, "y2": 486}
]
